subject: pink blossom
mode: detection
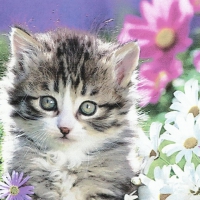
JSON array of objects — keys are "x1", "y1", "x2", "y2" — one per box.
[
  {"x1": 193, "y1": 50, "x2": 200, "y2": 72},
  {"x1": 138, "y1": 57, "x2": 183, "y2": 106},
  {"x1": 118, "y1": 0, "x2": 193, "y2": 60},
  {"x1": 189, "y1": 0, "x2": 200, "y2": 13}
]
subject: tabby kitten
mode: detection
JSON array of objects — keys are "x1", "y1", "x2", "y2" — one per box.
[{"x1": 0, "y1": 27, "x2": 143, "y2": 200}]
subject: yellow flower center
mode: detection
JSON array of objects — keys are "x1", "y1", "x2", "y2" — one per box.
[
  {"x1": 188, "y1": 106, "x2": 200, "y2": 117},
  {"x1": 154, "y1": 71, "x2": 167, "y2": 89},
  {"x1": 159, "y1": 194, "x2": 171, "y2": 200},
  {"x1": 184, "y1": 137, "x2": 198, "y2": 149},
  {"x1": 10, "y1": 185, "x2": 19, "y2": 196},
  {"x1": 155, "y1": 28, "x2": 176, "y2": 50}
]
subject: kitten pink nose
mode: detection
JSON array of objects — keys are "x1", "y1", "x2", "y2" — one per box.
[{"x1": 59, "y1": 127, "x2": 70, "y2": 136}]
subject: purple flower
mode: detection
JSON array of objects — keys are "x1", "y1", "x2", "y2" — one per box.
[{"x1": 0, "y1": 171, "x2": 34, "y2": 200}]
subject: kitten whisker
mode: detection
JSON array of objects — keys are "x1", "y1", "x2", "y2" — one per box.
[
  {"x1": 21, "y1": 134, "x2": 46, "y2": 156},
  {"x1": 14, "y1": 132, "x2": 26, "y2": 138},
  {"x1": 21, "y1": 94, "x2": 28, "y2": 102},
  {"x1": 12, "y1": 108, "x2": 29, "y2": 120}
]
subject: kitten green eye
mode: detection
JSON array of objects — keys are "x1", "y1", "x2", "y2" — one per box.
[
  {"x1": 40, "y1": 96, "x2": 57, "y2": 111},
  {"x1": 79, "y1": 101, "x2": 97, "y2": 116}
]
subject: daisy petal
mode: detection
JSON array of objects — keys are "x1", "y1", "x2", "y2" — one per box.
[
  {"x1": 175, "y1": 150, "x2": 185, "y2": 163},
  {"x1": 184, "y1": 150, "x2": 192, "y2": 163},
  {"x1": 162, "y1": 144, "x2": 182, "y2": 156}
]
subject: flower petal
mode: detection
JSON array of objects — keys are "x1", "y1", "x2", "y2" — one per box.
[
  {"x1": 184, "y1": 150, "x2": 192, "y2": 163},
  {"x1": 18, "y1": 176, "x2": 30, "y2": 187},
  {"x1": 19, "y1": 186, "x2": 34, "y2": 195},
  {"x1": 164, "y1": 124, "x2": 180, "y2": 137},
  {"x1": 0, "y1": 181, "x2": 10, "y2": 189},
  {"x1": 172, "y1": 165, "x2": 183, "y2": 178},
  {"x1": 2, "y1": 175, "x2": 11, "y2": 187},
  {"x1": 162, "y1": 144, "x2": 182, "y2": 156},
  {"x1": 0, "y1": 190, "x2": 10, "y2": 198},
  {"x1": 175, "y1": 150, "x2": 185, "y2": 163}
]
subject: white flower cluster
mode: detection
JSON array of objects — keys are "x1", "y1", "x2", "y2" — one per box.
[{"x1": 124, "y1": 80, "x2": 200, "y2": 200}]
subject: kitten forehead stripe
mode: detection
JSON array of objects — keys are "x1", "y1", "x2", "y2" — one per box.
[
  {"x1": 40, "y1": 82, "x2": 50, "y2": 91},
  {"x1": 90, "y1": 89, "x2": 99, "y2": 96}
]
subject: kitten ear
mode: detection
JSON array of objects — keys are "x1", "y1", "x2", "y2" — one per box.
[
  {"x1": 10, "y1": 27, "x2": 41, "y2": 56},
  {"x1": 113, "y1": 42, "x2": 140, "y2": 87}
]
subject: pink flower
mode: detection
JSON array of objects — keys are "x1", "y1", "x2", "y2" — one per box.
[
  {"x1": 193, "y1": 50, "x2": 200, "y2": 72},
  {"x1": 118, "y1": 0, "x2": 193, "y2": 60},
  {"x1": 138, "y1": 57, "x2": 183, "y2": 106},
  {"x1": 190, "y1": 0, "x2": 200, "y2": 13}
]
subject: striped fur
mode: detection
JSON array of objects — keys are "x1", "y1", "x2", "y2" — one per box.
[{"x1": 0, "y1": 27, "x2": 143, "y2": 200}]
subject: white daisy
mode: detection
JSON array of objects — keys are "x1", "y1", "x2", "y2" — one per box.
[
  {"x1": 139, "y1": 122, "x2": 163, "y2": 174},
  {"x1": 165, "y1": 79, "x2": 200, "y2": 124},
  {"x1": 162, "y1": 114, "x2": 200, "y2": 163},
  {"x1": 167, "y1": 163, "x2": 200, "y2": 200},
  {"x1": 138, "y1": 165, "x2": 178, "y2": 200},
  {"x1": 124, "y1": 191, "x2": 138, "y2": 200},
  {"x1": 138, "y1": 185, "x2": 158, "y2": 200}
]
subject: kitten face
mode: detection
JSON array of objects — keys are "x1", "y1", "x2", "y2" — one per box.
[{"x1": 1, "y1": 27, "x2": 140, "y2": 151}]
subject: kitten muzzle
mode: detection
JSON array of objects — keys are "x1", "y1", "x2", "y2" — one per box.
[{"x1": 59, "y1": 127, "x2": 70, "y2": 138}]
